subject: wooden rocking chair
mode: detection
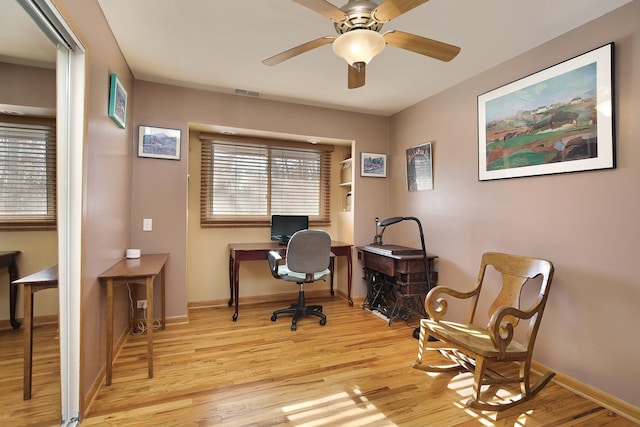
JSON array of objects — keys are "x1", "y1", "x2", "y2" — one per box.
[{"x1": 412, "y1": 252, "x2": 555, "y2": 411}]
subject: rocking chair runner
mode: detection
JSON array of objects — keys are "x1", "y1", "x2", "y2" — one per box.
[{"x1": 412, "y1": 252, "x2": 555, "y2": 410}]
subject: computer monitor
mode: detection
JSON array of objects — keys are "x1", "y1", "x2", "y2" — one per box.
[{"x1": 270, "y1": 215, "x2": 309, "y2": 244}]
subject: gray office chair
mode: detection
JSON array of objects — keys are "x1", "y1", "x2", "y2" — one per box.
[{"x1": 268, "y1": 229, "x2": 331, "y2": 331}]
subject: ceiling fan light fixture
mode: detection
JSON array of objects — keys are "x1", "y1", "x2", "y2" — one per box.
[{"x1": 332, "y1": 29, "x2": 385, "y2": 66}]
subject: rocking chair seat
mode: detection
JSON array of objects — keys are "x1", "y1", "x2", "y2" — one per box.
[{"x1": 422, "y1": 319, "x2": 528, "y2": 358}]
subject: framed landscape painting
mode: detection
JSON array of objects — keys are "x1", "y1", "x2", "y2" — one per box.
[
  {"x1": 478, "y1": 43, "x2": 614, "y2": 181},
  {"x1": 360, "y1": 152, "x2": 387, "y2": 178},
  {"x1": 138, "y1": 125, "x2": 181, "y2": 160}
]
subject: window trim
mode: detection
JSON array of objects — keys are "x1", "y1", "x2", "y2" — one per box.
[
  {"x1": 0, "y1": 114, "x2": 57, "y2": 230},
  {"x1": 198, "y1": 133, "x2": 333, "y2": 228}
]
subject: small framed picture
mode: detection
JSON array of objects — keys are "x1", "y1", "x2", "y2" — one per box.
[
  {"x1": 108, "y1": 73, "x2": 127, "y2": 128},
  {"x1": 138, "y1": 125, "x2": 182, "y2": 160},
  {"x1": 360, "y1": 152, "x2": 387, "y2": 178},
  {"x1": 406, "y1": 142, "x2": 433, "y2": 191}
]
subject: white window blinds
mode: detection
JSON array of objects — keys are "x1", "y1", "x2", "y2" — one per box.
[
  {"x1": 0, "y1": 119, "x2": 57, "y2": 229},
  {"x1": 200, "y1": 137, "x2": 331, "y2": 227}
]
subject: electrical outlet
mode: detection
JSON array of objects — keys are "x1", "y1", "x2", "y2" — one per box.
[
  {"x1": 137, "y1": 299, "x2": 147, "y2": 309},
  {"x1": 143, "y1": 218, "x2": 152, "y2": 231}
]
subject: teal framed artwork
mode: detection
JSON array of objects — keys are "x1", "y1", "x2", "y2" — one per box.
[{"x1": 108, "y1": 73, "x2": 127, "y2": 128}]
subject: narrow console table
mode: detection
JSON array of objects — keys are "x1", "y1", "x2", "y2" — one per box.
[
  {"x1": 98, "y1": 253, "x2": 169, "y2": 386},
  {"x1": 357, "y1": 244, "x2": 437, "y2": 325},
  {"x1": 1, "y1": 250, "x2": 21, "y2": 329},
  {"x1": 11, "y1": 265, "x2": 58, "y2": 400},
  {"x1": 228, "y1": 241, "x2": 353, "y2": 321}
]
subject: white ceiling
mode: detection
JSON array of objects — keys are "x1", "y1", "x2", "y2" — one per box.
[{"x1": 2, "y1": 0, "x2": 633, "y2": 116}]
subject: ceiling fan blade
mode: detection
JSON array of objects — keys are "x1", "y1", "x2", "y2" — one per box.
[
  {"x1": 373, "y1": 0, "x2": 429, "y2": 22},
  {"x1": 383, "y1": 30, "x2": 460, "y2": 62},
  {"x1": 263, "y1": 36, "x2": 336, "y2": 66},
  {"x1": 348, "y1": 63, "x2": 366, "y2": 89},
  {"x1": 292, "y1": 0, "x2": 347, "y2": 22}
]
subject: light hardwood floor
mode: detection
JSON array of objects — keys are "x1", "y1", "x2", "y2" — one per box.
[
  {"x1": 0, "y1": 320, "x2": 61, "y2": 426},
  {"x1": 1, "y1": 296, "x2": 635, "y2": 426}
]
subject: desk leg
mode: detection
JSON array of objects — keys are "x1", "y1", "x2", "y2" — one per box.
[
  {"x1": 106, "y1": 279, "x2": 114, "y2": 386},
  {"x1": 329, "y1": 256, "x2": 335, "y2": 296},
  {"x1": 9, "y1": 259, "x2": 20, "y2": 329},
  {"x1": 160, "y1": 267, "x2": 166, "y2": 330},
  {"x1": 347, "y1": 249, "x2": 353, "y2": 306},
  {"x1": 23, "y1": 284, "x2": 33, "y2": 400},
  {"x1": 146, "y1": 275, "x2": 154, "y2": 379},
  {"x1": 232, "y1": 257, "x2": 240, "y2": 321},
  {"x1": 228, "y1": 252, "x2": 234, "y2": 307}
]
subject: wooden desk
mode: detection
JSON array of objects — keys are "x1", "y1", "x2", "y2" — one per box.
[
  {"x1": 98, "y1": 253, "x2": 169, "y2": 386},
  {"x1": 11, "y1": 265, "x2": 58, "y2": 400},
  {"x1": 1, "y1": 250, "x2": 21, "y2": 329},
  {"x1": 357, "y1": 244, "x2": 437, "y2": 325},
  {"x1": 228, "y1": 241, "x2": 353, "y2": 321}
]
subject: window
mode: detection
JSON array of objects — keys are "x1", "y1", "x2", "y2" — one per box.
[
  {"x1": 200, "y1": 136, "x2": 332, "y2": 227},
  {"x1": 0, "y1": 116, "x2": 56, "y2": 229}
]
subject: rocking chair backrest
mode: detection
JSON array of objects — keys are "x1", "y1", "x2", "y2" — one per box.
[{"x1": 477, "y1": 252, "x2": 554, "y2": 342}]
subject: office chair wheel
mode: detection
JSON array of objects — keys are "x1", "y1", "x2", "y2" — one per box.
[
  {"x1": 271, "y1": 314, "x2": 277, "y2": 321},
  {"x1": 320, "y1": 318, "x2": 326, "y2": 326},
  {"x1": 291, "y1": 323, "x2": 297, "y2": 331}
]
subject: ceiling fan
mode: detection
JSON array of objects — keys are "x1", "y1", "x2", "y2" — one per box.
[{"x1": 263, "y1": 0, "x2": 461, "y2": 89}]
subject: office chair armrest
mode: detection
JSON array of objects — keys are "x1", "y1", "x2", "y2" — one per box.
[{"x1": 268, "y1": 250, "x2": 282, "y2": 279}]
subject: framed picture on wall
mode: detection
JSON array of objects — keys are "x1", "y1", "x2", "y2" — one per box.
[
  {"x1": 406, "y1": 142, "x2": 433, "y2": 191},
  {"x1": 138, "y1": 125, "x2": 182, "y2": 160},
  {"x1": 108, "y1": 73, "x2": 127, "y2": 128},
  {"x1": 360, "y1": 152, "x2": 387, "y2": 177},
  {"x1": 478, "y1": 43, "x2": 615, "y2": 181}
]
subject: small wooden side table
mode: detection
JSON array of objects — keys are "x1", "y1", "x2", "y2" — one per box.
[
  {"x1": 1, "y1": 250, "x2": 21, "y2": 329},
  {"x1": 98, "y1": 253, "x2": 169, "y2": 386},
  {"x1": 11, "y1": 265, "x2": 58, "y2": 400}
]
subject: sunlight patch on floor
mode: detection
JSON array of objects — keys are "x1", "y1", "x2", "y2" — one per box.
[
  {"x1": 447, "y1": 373, "x2": 475, "y2": 392},
  {"x1": 448, "y1": 372, "x2": 521, "y2": 401},
  {"x1": 516, "y1": 411, "x2": 534, "y2": 425},
  {"x1": 281, "y1": 387, "x2": 396, "y2": 427},
  {"x1": 450, "y1": 377, "x2": 535, "y2": 427},
  {"x1": 453, "y1": 401, "x2": 493, "y2": 426}
]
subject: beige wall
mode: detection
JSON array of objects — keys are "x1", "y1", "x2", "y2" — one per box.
[
  {"x1": 0, "y1": 231, "x2": 58, "y2": 321},
  {"x1": 0, "y1": 62, "x2": 55, "y2": 109},
  {"x1": 132, "y1": 81, "x2": 390, "y2": 318},
  {"x1": 186, "y1": 137, "x2": 352, "y2": 305},
  {"x1": 388, "y1": 1, "x2": 640, "y2": 407},
  {"x1": 0, "y1": 62, "x2": 58, "y2": 322},
  {"x1": 54, "y1": 0, "x2": 134, "y2": 408}
]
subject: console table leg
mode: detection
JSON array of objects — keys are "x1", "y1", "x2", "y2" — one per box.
[{"x1": 9, "y1": 259, "x2": 20, "y2": 329}]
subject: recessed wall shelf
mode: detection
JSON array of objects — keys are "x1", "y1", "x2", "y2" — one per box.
[{"x1": 339, "y1": 157, "x2": 352, "y2": 211}]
